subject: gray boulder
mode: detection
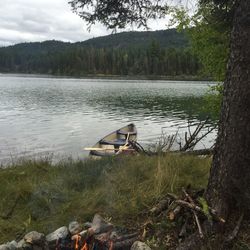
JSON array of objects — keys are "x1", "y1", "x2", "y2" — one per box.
[
  {"x1": 83, "y1": 222, "x2": 92, "y2": 229},
  {"x1": 68, "y1": 221, "x2": 82, "y2": 235},
  {"x1": 24, "y1": 231, "x2": 45, "y2": 246},
  {"x1": 0, "y1": 241, "x2": 18, "y2": 250},
  {"x1": 17, "y1": 240, "x2": 25, "y2": 249},
  {"x1": 7, "y1": 241, "x2": 17, "y2": 250},
  {"x1": 46, "y1": 226, "x2": 69, "y2": 247},
  {"x1": 91, "y1": 214, "x2": 113, "y2": 234},
  {"x1": 0, "y1": 244, "x2": 9, "y2": 250},
  {"x1": 17, "y1": 240, "x2": 32, "y2": 250},
  {"x1": 131, "y1": 241, "x2": 151, "y2": 250}
]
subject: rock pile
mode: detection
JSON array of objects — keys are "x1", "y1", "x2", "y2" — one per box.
[{"x1": 0, "y1": 214, "x2": 151, "y2": 250}]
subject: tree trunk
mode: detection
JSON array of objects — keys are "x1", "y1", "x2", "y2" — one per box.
[
  {"x1": 178, "y1": 3, "x2": 249, "y2": 248},
  {"x1": 206, "y1": 0, "x2": 250, "y2": 218}
]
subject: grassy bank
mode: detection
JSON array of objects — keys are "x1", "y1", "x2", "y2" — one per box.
[{"x1": 0, "y1": 154, "x2": 211, "y2": 243}]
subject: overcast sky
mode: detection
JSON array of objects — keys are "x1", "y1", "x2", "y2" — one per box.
[{"x1": 0, "y1": 0, "x2": 179, "y2": 47}]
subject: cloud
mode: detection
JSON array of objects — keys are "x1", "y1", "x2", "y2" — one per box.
[
  {"x1": 0, "y1": 0, "x2": 111, "y2": 46},
  {"x1": 0, "y1": 0, "x2": 193, "y2": 46}
]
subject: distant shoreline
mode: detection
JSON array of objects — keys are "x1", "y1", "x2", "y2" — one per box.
[{"x1": 0, "y1": 72, "x2": 212, "y2": 81}]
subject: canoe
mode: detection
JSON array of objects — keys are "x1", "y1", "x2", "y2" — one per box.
[{"x1": 88, "y1": 123, "x2": 137, "y2": 157}]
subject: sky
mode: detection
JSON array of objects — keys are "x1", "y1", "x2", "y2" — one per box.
[{"x1": 0, "y1": 0, "x2": 177, "y2": 47}]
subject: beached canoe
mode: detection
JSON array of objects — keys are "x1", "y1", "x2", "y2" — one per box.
[{"x1": 87, "y1": 123, "x2": 137, "y2": 157}]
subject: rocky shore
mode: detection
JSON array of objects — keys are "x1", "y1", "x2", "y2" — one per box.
[{"x1": 0, "y1": 214, "x2": 151, "y2": 250}]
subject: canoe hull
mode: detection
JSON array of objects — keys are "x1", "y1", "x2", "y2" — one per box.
[{"x1": 89, "y1": 123, "x2": 137, "y2": 158}]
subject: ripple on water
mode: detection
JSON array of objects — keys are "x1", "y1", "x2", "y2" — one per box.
[{"x1": 0, "y1": 76, "x2": 217, "y2": 164}]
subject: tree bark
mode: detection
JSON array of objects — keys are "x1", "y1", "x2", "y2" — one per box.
[{"x1": 206, "y1": 0, "x2": 250, "y2": 219}]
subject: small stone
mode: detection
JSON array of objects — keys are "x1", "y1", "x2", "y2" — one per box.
[
  {"x1": 68, "y1": 221, "x2": 82, "y2": 235},
  {"x1": 83, "y1": 222, "x2": 92, "y2": 229},
  {"x1": 46, "y1": 226, "x2": 69, "y2": 247},
  {"x1": 91, "y1": 214, "x2": 113, "y2": 234},
  {"x1": 16, "y1": 240, "x2": 32, "y2": 250},
  {"x1": 79, "y1": 230, "x2": 88, "y2": 238},
  {"x1": 0, "y1": 241, "x2": 18, "y2": 250},
  {"x1": 131, "y1": 241, "x2": 151, "y2": 250},
  {"x1": 7, "y1": 241, "x2": 17, "y2": 250},
  {"x1": 17, "y1": 240, "x2": 25, "y2": 249},
  {"x1": 22, "y1": 244, "x2": 32, "y2": 250},
  {"x1": 110, "y1": 231, "x2": 119, "y2": 241},
  {"x1": 0, "y1": 244, "x2": 9, "y2": 250},
  {"x1": 24, "y1": 231, "x2": 45, "y2": 246}
]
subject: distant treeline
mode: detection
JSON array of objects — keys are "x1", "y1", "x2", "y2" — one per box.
[
  {"x1": 0, "y1": 29, "x2": 201, "y2": 77},
  {"x1": 0, "y1": 41, "x2": 200, "y2": 77}
]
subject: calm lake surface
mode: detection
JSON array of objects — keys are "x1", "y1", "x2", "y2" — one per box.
[{"x1": 0, "y1": 74, "x2": 217, "y2": 164}]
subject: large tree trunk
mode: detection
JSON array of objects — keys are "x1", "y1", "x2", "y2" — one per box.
[
  {"x1": 177, "y1": 2, "x2": 250, "y2": 249},
  {"x1": 206, "y1": 0, "x2": 250, "y2": 219}
]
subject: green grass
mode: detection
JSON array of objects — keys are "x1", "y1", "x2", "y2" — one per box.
[{"x1": 0, "y1": 154, "x2": 211, "y2": 243}]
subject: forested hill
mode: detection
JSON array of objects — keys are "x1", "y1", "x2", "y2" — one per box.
[
  {"x1": 78, "y1": 29, "x2": 189, "y2": 49},
  {"x1": 0, "y1": 29, "x2": 200, "y2": 77}
]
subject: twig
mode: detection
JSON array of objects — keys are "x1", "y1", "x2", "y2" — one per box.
[
  {"x1": 176, "y1": 199, "x2": 211, "y2": 213},
  {"x1": 150, "y1": 199, "x2": 170, "y2": 215},
  {"x1": 175, "y1": 200, "x2": 225, "y2": 223},
  {"x1": 208, "y1": 207, "x2": 226, "y2": 223},
  {"x1": 182, "y1": 188, "x2": 204, "y2": 239},
  {"x1": 180, "y1": 119, "x2": 216, "y2": 152}
]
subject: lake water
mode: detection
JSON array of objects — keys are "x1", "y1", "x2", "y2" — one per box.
[{"x1": 0, "y1": 74, "x2": 217, "y2": 164}]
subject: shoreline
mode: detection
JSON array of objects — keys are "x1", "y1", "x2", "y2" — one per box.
[{"x1": 0, "y1": 72, "x2": 213, "y2": 81}]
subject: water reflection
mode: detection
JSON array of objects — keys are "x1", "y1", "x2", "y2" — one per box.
[{"x1": 0, "y1": 75, "x2": 217, "y2": 164}]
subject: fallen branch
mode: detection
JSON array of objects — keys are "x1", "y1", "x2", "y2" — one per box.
[
  {"x1": 175, "y1": 200, "x2": 209, "y2": 214},
  {"x1": 168, "y1": 204, "x2": 182, "y2": 221},
  {"x1": 150, "y1": 199, "x2": 170, "y2": 215},
  {"x1": 179, "y1": 149, "x2": 213, "y2": 156},
  {"x1": 179, "y1": 119, "x2": 216, "y2": 152},
  {"x1": 175, "y1": 200, "x2": 225, "y2": 224}
]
